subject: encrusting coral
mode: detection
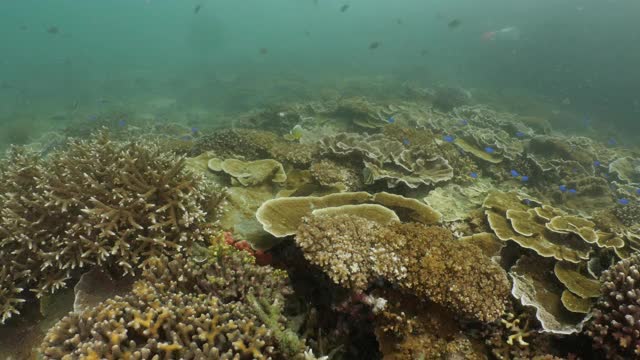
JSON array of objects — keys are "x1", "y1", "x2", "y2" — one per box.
[
  {"x1": 0, "y1": 132, "x2": 224, "y2": 323},
  {"x1": 586, "y1": 253, "x2": 640, "y2": 359},
  {"x1": 295, "y1": 214, "x2": 510, "y2": 322}
]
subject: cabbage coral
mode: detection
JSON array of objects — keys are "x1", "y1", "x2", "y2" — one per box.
[{"x1": 0, "y1": 132, "x2": 224, "y2": 323}]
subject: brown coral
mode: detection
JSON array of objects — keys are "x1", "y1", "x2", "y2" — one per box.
[
  {"x1": 0, "y1": 133, "x2": 223, "y2": 323},
  {"x1": 41, "y1": 238, "x2": 307, "y2": 359},
  {"x1": 586, "y1": 253, "x2": 640, "y2": 359},
  {"x1": 309, "y1": 159, "x2": 360, "y2": 191},
  {"x1": 295, "y1": 214, "x2": 510, "y2": 322},
  {"x1": 40, "y1": 281, "x2": 279, "y2": 359}
]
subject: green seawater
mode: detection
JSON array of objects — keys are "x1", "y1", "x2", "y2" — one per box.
[{"x1": 1, "y1": 0, "x2": 639, "y2": 147}]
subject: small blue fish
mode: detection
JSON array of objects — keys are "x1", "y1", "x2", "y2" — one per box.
[
  {"x1": 443, "y1": 135, "x2": 455, "y2": 143},
  {"x1": 459, "y1": 119, "x2": 468, "y2": 126},
  {"x1": 470, "y1": 172, "x2": 478, "y2": 179},
  {"x1": 521, "y1": 175, "x2": 529, "y2": 182},
  {"x1": 594, "y1": 160, "x2": 601, "y2": 167},
  {"x1": 510, "y1": 169, "x2": 519, "y2": 177},
  {"x1": 559, "y1": 185, "x2": 568, "y2": 192},
  {"x1": 618, "y1": 198, "x2": 630, "y2": 205},
  {"x1": 402, "y1": 138, "x2": 410, "y2": 146},
  {"x1": 87, "y1": 115, "x2": 97, "y2": 121},
  {"x1": 608, "y1": 138, "x2": 617, "y2": 146},
  {"x1": 484, "y1": 146, "x2": 495, "y2": 154},
  {"x1": 387, "y1": 116, "x2": 395, "y2": 124},
  {"x1": 568, "y1": 188, "x2": 577, "y2": 194},
  {"x1": 636, "y1": 188, "x2": 640, "y2": 195},
  {"x1": 118, "y1": 119, "x2": 126, "y2": 127},
  {"x1": 523, "y1": 198, "x2": 531, "y2": 205},
  {"x1": 515, "y1": 131, "x2": 525, "y2": 138},
  {"x1": 583, "y1": 115, "x2": 591, "y2": 128},
  {"x1": 191, "y1": 127, "x2": 199, "y2": 134}
]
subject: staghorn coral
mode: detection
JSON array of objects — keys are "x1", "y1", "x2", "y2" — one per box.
[
  {"x1": 295, "y1": 214, "x2": 510, "y2": 322},
  {"x1": 40, "y1": 280, "x2": 281, "y2": 359},
  {"x1": 587, "y1": 253, "x2": 640, "y2": 359},
  {"x1": 0, "y1": 132, "x2": 223, "y2": 323}
]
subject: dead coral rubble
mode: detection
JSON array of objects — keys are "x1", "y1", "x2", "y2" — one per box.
[
  {"x1": 295, "y1": 214, "x2": 510, "y2": 322},
  {"x1": 0, "y1": 132, "x2": 223, "y2": 323}
]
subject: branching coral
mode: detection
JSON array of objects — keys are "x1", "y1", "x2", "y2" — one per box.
[
  {"x1": 141, "y1": 240, "x2": 291, "y2": 308},
  {"x1": 295, "y1": 214, "x2": 510, "y2": 322},
  {"x1": 42, "y1": 237, "x2": 307, "y2": 359},
  {"x1": 587, "y1": 253, "x2": 640, "y2": 359},
  {"x1": 0, "y1": 132, "x2": 224, "y2": 323},
  {"x1": 40, "y1": 281, "x2": 279, "y2": 359}
]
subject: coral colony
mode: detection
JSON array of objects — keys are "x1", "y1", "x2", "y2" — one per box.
[{"x1": 1, "y1": 96, "x2": 640, "y2": 359}]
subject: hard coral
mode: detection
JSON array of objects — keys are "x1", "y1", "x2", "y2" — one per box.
[
  {"x1": 295, "y1": 214, "x2": 510, "y2": 322},
  {"x1": 42, "y1": 238, "x2": 306, "y2": 359},
  {"x1": 309, "y1": 159, "x2": 360, "y2": 191},
  {"x1": 587, "y1": 253, "x2": 640, "y2": 359},
  {"x1": 0, "y1": 132, "x2": 223, "y2": 323},
  {"x1": 41, "y1": 281, "x2": 278, "y2": 359},
  {"x1": 142, "y1": 240, "x2": 289, "y2": 306}
]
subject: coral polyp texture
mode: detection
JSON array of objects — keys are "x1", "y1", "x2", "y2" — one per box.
[
  {"x1": 0, "y1": 132, "x2": 223, "y2": 323},
  {"x1": 587, "y1": 253, "x2": 640, "y2": 359},
  {"x1": 40, "y1": 281, "x2": 278, "y2": 360},
  {"x1": 295, "y1": 214, "x2": 510, "y2": 322}
]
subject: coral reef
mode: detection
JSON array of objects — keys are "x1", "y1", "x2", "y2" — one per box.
[
  {"x1": 432, "y1": 86, "x2": 471, "y2": 112},
  {"x1": 510, "y1": 255, "x2": 591, "y2": 334},
  {"x1": 309, "y1": 159, "x2": 360, "y2": 191},
  {"x1": 320, "y1": 132, "x2": 454, "y2": 188},
  {"x1": 208, "y1": 157, "x2": 287, "y2": 186},
  {"x1": 41, "y1": 237, "x2": 308, "y2": 359},
  {"x1": 295, "y1": 214, "x2": 510, "y2": 322},
  {"x1": 191, "y1": 128, "x2": 319, "y2": 166},
  {"x1": 256, "y1": 192, "x2": 441, "y2": 241},
  {"x1": 374, "y1": 290, "x2": 485, "y2": 359},
  {"x1": 0, "y1": 132, "x2": 223, "y2": 323},
  {"x1": 41, "y1": 280, "x2": 281, "y2": 359},
  {"x1": 483, "y1": 191, "x2": 607, "y2": 263},
  {"x1": 587, "y1": 253, "x2": 640, "y2": 359}
]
